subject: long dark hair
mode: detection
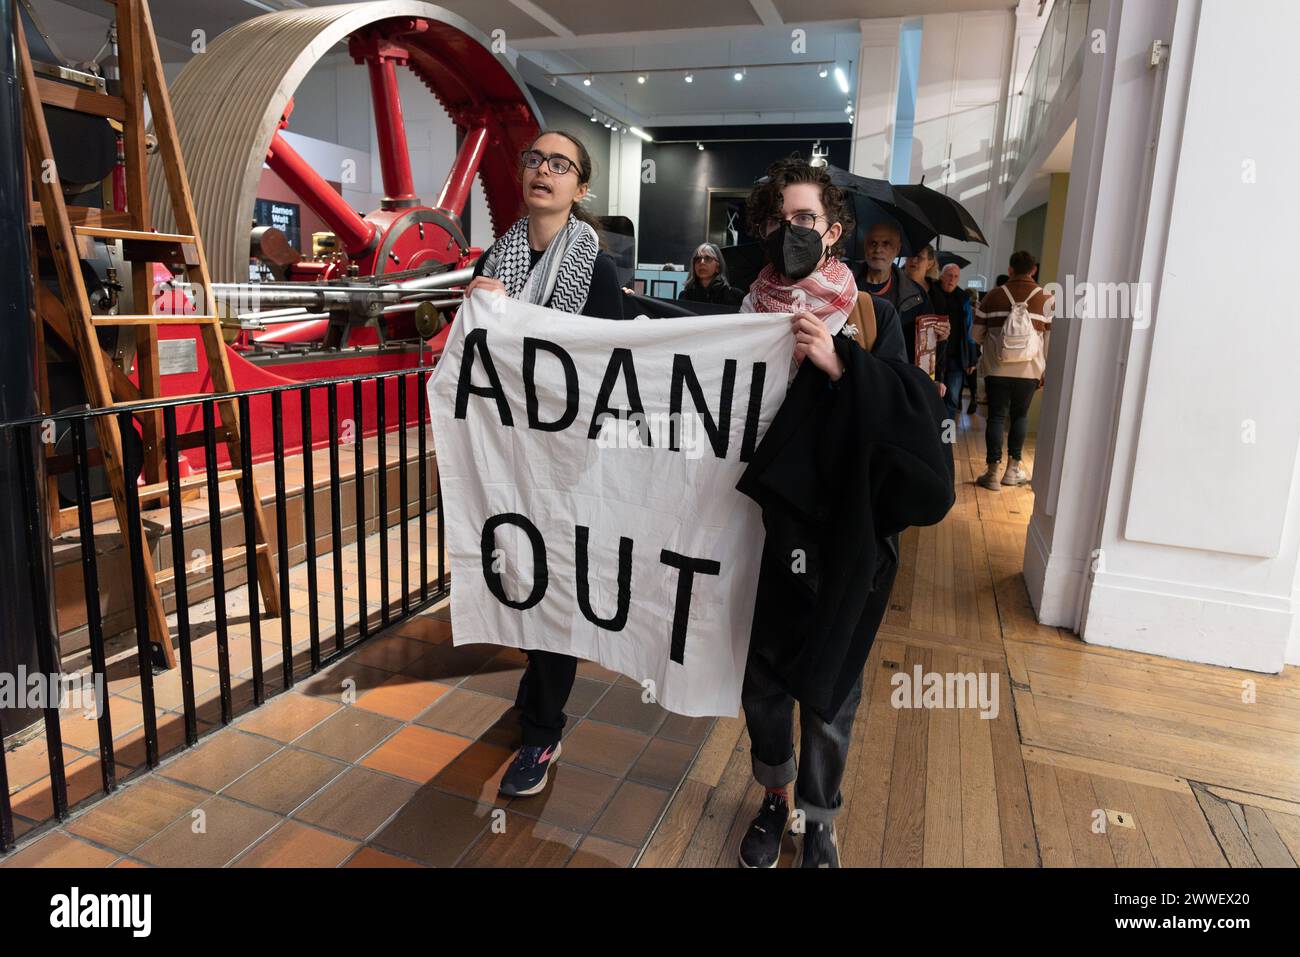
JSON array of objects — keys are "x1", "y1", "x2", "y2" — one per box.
[{"x1": 526, "y1": 129, "x2": 603, "y2": 233}]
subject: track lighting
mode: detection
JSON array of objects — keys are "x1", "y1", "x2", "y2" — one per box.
[
  {"x1": 684, "y1": 72, "x2": 694, "y2": 83},
  {"x1": 637, "y1": 74, "x2": 646, "y2": 84},
  {"x1": 696, "y1": 141, "x2": 703, "y2": 151},
  {"x1": 590, "y1": 111, "x2": 598, "y2": 122},
  {"x1": 583, "y1": 74, "x2": 592, "y2": 86},
  {"x1": 818, "y1": 64, "x2": 829, "y2": 78},
  {"x1": 733, "y1": 67, "x2": 745, "y2": 82}
]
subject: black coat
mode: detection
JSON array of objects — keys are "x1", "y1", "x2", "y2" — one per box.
[
  {"x1": 679, "y1": 276, "x2": 745, "y2": 306},
  {"x1": 736, "y1": 332, "x2": 955, "y2": 722}
]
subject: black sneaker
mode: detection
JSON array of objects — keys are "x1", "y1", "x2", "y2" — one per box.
[
  {"x1": 797, "y1": 821, "x2": 840, "y2": 868},
  {"x1": 738, "y1": 792, "x2": 789, "y2": 868},
  {"x1": 499, "y1": 741, "x2": 562, "y2": 797}
]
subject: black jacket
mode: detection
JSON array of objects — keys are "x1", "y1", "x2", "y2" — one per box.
[
  {"x1": 856, "y1": 264, "x2": 930, "y2": 364},
  {"x1": 679, "y1": 276, "x2": 745, "y2": 306},
  {"x1": 736, "y1": 332, "x2": 955, "y2": 722}
]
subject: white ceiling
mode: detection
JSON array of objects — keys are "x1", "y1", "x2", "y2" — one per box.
[{"x1": 31, "y1": 0, "x2": 1014, "y2": 126}]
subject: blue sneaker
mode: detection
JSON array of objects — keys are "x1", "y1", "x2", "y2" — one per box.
[{"x1": 499, "y1": 741, "x2": 562, "y2": 797}]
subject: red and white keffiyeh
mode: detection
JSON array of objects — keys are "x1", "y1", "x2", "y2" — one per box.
[{"x1": 741, "y1": 257, "x2": 858, "y2": 336}]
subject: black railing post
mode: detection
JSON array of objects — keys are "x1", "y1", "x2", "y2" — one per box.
[{"x1": 117, "y1": 412, "x2": 159, "y2": 767}]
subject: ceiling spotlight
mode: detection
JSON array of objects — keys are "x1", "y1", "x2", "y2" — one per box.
[
  {"x1": 844, "y1": 101, "x2": 854, "y2": 114},
  {"x1": 583, "y1": 74, "x2": 593, "y2": 86},
  {"x1": 545, "y1": 74, "x2": 558, "y2": 87},
  {"x1": 622, "y1": 126, "x2": 630, "y2": 134},
  {"x1": 684, "y1": 72, "x2": 694, "y2": 83},
  {"x1": 696, "y1": 141, "x2": 703, "y2": 151},
  {"x1": 590, "y1": 111, "x2": 599, "y2": 122},
  {"x1": 834, "y1": 66, "x2": 849, "y2": 94},
  {"x1": 637, "y1": 73, "x2": 647, "y2": 84},
  {"x1": 733, "y1": 67, "x2": 745, "y2": 82},
  {"x1": 818, "y1": 64, "x2": 829, "y2": 78}
]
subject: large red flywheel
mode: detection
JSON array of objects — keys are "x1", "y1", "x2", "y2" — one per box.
[{"x1": 149, "y1": 1, "x2": 541, "y2": 286}]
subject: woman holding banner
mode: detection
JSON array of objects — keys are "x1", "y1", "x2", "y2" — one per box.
[
  {"x1": 462, "y1": 129, "x2": 624, "y2": 797},
  {"x1": 735, "y1": 158, "x2": 954, "y2": 867}
]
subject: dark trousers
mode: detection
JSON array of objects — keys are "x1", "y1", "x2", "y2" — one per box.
[
  {"x1": 941, "y1": 362, "x2": 967, "y2": 419},
  {"x1": 742, "y1": 653, "x2": 865, "y2": 825},
  {"x1": 517, "y1": 650, "x2": 577, "y2": 746},
  {"x1": 983, "y1": 375, "x2": 1037, "y2": 465}
]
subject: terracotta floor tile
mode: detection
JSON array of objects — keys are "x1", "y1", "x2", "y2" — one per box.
[
  {"x1": 430, "y1": 740, "x2": 515, "y2": 805},
  {"x1": 400, "y1": 642, "x2": 499, "y2": 685},
  {"x1": 294, "y1": 767, "x2": 418, "y2": 840},
  {"x1": 371, "y1": 787, "x2": 493, "y2": 866},
  {"x1": 356, "y1": 674, "x2": 451, "y2": 721},
  {"x1": 0, "y1": 832, "x2": 118, "y2": 868},
  {"x1": 568, "y1": 835, "x2": 637, "y2": 868},
  {"x1": 58, "y1": 694, "x2": 145, "y2": 751},
  {"x1": 10, "y1": 754, "x2": 108, "y2": 822},
  {"x1": 66, "y1": 777, "x2": 206, "y2": 853},
  {"x1": 393, "y1": 616, "x2": 452, "y2": 645},
  {"x1": 344, "y1": 846, "x2": 425, "y2": 868},
  {"x1": 414, "y1": 688, "x2": 512, "y2": 739},
  {"x1": 295, "y1": 660, "x2": 393, "y2": 703},
  {"x1": 192, "y1": 680, "x2": 258, "y2": 727},
  {"x1": 347, "y1": 635, "x2": 429, "y2": 674},
  {"x1": 574, "y1": 660, "x2": 620, "y2": 682},
  {"x1": 458, "y1": 655, "x2": 527, "y2": 700},
  {"x1": 509, "y1": 763, "x2": 619, "y2": 833},
  {"x1": 460, "y1": 813, "x2": 581, "y2": 867},
  {"x1": 657, "y1": 713, "x2": 714, "y2": 746},
  {"x1": 293, "y1": 708, "x2": 401, "y2": 763},
  {"x1": 233, "y1": 692, "x2": 340, "y2": 743},
  {"x1": 133, "y1": 796, "x2": 281, "y2": 867},
  {"x1": 559, "y1": 721, "x2": 649, "y2": 778},
  {"x1": 360, "y1": 725, "x2": 470, "y2": 784},
  {"x1": 157, "y1": 729, "x2": 279, "y2": 792},
  {"x1": 588, "y1": 684, "x2": 668, "y2": 735},
  {"x1": 564, "y1": 677, "x2": 611, "y2": 718},
  {"x1": 233, "y1": 821, "x2": 357, "y2": 868},
  {"x1": 114, "y1": 712, "x2": 207, "y2": 770},
  {"x1": 590, "y1": 781, "x2": 670, "y2": 847},
  {"x1": 223, "y1": 748, "x2": 346, "y2": 815},
  {"x1": 2, "y1": 739, "x2": 82, "y2": 792},
  {"x1": 627, "y1": 737, "x2": 697, "y2": 790}
]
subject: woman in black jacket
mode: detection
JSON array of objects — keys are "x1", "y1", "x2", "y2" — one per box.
[
  {"x1": 462, "y1": 129, "x2": 623, "y2": 798},
  {"x1": 678, "y1": 242, "x2": 744, "y2": 306}
]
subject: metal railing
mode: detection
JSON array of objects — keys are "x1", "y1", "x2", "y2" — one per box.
[
  {"x1": 0, "y1": 368, "x2": 445, "y2": 853},
  {"x1": 1003, "y1": 0, "x2": 1092, "y2": 186}
]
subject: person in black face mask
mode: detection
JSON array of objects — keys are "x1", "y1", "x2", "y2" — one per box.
[{"x1": 734, "y1": 159, "x2": 954, "y2": 869}]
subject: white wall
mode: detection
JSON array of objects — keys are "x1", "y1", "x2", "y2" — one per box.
[
  {"x1": 908, "y1": 8, "x2": 1014, "y2": 286},
  {"x1": 1028, "y1": 0, "x2": 1300, "y2": 673}
]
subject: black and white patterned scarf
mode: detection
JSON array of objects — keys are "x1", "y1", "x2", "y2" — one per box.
[{"x1": 479, "y1": 214, "x2": 599, "y2": 315}]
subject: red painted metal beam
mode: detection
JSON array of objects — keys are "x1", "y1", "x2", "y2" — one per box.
[
  {"x1": 436, "y1": 125, "x2": 489, "y2": 220},
  {"x1": 266, "y1": 130, "x2": 378, "y2": 258},
  {"x1": 366, "y1": 55, "x2": 419, "y2": 208}
]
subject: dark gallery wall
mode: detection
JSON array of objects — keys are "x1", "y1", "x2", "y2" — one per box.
[{"x1": 637, "y1": 123, "x2": 851, "y2": 267}]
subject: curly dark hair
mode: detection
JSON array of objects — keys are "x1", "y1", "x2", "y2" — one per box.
[{"x1": 746, "y1": 156, "x2": 852, "y2": 258}]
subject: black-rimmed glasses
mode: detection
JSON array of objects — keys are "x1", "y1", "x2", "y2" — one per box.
[{"x1": 521, "y1": 149, "x2": 578, "y2": 175}]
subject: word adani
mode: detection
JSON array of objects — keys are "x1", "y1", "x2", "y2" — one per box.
[{"x1": 453, "y1": 327, "x2": 770, "y2": 463}]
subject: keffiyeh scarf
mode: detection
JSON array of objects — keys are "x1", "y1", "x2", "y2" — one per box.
[
  {"x1": 741, "y1": 257, "x2": 858, "y2": 335},
  {"x1": 479, "y1": 214, "x2": 599, "y2": 315}
]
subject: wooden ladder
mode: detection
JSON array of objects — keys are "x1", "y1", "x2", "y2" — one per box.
[{"x1": 18, "y1": 0, "x2": 281, "y2": 669}]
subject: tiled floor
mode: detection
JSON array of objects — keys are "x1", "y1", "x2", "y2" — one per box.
[{"x1": 2, "y1": 603, "x2": 712, "y2": 867}]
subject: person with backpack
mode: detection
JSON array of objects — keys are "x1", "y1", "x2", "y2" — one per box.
[{"x1": 972, "y1": 250, "x2": 1053, "y2": 489}]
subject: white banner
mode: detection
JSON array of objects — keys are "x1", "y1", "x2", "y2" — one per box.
[{"x1": 427, "y1": 294, "x2": 793, "y2": 716}]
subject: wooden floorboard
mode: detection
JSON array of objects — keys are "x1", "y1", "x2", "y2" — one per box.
[{"x1": 645, "y1": 414, "x2": 1300, "y2": 867}]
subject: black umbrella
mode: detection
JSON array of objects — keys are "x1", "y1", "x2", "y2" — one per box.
[
  {"x1": 825, "y1": 166, "x2": 937, "y2": 258},
  {"x1": 937, "y1": 251, "x2": 971, "y2": 269},
  {"x1": 894, "y1": 182, "x2": 988, "y2": 245}
]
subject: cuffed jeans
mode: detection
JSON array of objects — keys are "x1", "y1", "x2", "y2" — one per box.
[
  {"x1": 741, "y1": 653, "x2": 866, "y2": 826},
  {"x1": 983, "y1": 374, "x2": 1037, "y2": 465}
]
